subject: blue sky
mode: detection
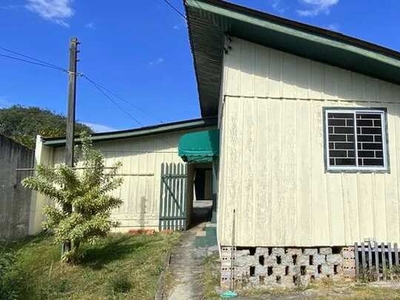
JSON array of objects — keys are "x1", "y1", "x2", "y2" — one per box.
[{"x1": 1, "y1": 0, "x2": 400, "y2": 132}]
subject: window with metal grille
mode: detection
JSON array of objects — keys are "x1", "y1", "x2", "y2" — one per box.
[{"x1": 325, "y1": 109, "x2": 388, "y2": 171}]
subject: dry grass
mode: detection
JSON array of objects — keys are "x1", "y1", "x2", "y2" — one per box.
[
  {"x1": 201, "y1": 254, "x2": 220, "y2": 299},
  {"x1": 0, "y1": 232, "x2": 180, "y2": 300}
]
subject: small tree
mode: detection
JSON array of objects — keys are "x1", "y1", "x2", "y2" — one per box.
[{"x1": 23, "y1": 133, "x2": 123, "y2": 262}]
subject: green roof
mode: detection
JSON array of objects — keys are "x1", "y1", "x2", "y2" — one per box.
[
  {"x1": 185, "y1": 0, "x2": 400, "y2": 117},
  {"x1": 178, "y1": 129, "x2": 219, "y2": 163},
  {"x1": 43, "y1": 117, "x2": 217, "y2": 147}
]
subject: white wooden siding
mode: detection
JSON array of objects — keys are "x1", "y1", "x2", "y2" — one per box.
[
  {"x1": 218, "y1": 37, "x2": 400, "y2": 247},
  {"x1": 51, "y1": 131, "x2": 187, "y2": 231}
]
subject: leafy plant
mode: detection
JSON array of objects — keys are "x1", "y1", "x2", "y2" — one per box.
[
  {"x1": 22, "y1": 132, "x2": 123, "y2": 262},
  {"x1": 0, "y1": 250, "x2": 18, "y2": 300},
  {"x1": 0, "y1": 105, "x2": 92, "y2": 149}
]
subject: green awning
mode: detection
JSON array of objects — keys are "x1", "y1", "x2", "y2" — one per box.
[{"x1": 178, "y1": 129, "x2": 219, "y2": 163}]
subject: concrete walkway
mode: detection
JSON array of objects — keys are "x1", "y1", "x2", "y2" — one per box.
[
  {"x1": 168, "y1": 224, "x2": 206, "y2": 300},
  {"x1": 167, "y1": 201, "x2": 217, "y2": 300}
]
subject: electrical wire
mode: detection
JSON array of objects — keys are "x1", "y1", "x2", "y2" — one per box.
[
  {"x1": 0, "y1": 53, "x2": 67, "y2": 73},
  {"x1": 82, "y1": 77, "x2": 164, "y2": 124},
  {"x1": 163, "y1": 0, "x2": 186, "y2": 19},
  {"x1": 0, "y1": 45, "x2": 164, "y2": 127},
  {"x1": 82, "y1": 75, "x2": 144, "y2": 126},
  {"x1": 0, "y1": 45, "x2": 166, "y2": 129},
  {"x1": 0, "y1": 46, "x2": 67, "y2": 72}
]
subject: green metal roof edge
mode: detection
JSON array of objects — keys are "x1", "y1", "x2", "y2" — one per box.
[
  {"x1": 186, "y1": 0, "x2": 400, "y2": 69},
  {"x1": 43, "y1": 117, "x2": 218, "y2": 147}
]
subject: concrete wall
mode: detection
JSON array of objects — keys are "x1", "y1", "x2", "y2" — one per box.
[
  {"x1": 218, "y1": 37, "x2": 400, "y2": 247},
  {"x1": 0, "y1": 135, "x2": 34, "y2": 239}
]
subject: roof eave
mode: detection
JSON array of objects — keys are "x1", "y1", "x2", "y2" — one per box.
[
  {"x1": 43, "y1": 117, "x2": 218, "y2": 147},
  {"x1": 186, "y1": 0, "x2": 400, "y2": 117}
]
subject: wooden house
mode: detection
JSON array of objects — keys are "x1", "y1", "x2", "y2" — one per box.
[{"x1": 30, "y1": 0, "x2": 400, "y2": 286}]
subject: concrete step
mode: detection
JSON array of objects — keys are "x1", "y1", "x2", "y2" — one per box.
[{"x1": 194, "y1": 236, "x2": 217, "y2": 248}]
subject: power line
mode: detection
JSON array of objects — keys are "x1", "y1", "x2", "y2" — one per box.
[
  {"x1": 0, "y1": 45, "x2": 165, "y2": 127},
  {"x1": 163, "y1": 0, "x2": 186, "y2": 19},
  {"x1": 0, "y1": 45, "x2": 164, "y2": 125},
  {"x1": 0, "y1": 53, "x2": 67, "y2": 73},
  {"x1": 82, "y1": 75, "x2": 144, "y2": 126},
  {"x1": 82, "y1": 78, "x2": 164, "y2": 124},
  {"x1": 0, "y1": 46, "x2": 67, "y2": 72}
]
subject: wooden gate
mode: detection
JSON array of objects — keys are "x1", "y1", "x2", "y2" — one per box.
[{"x1": 159, "y1": 163, "x2": 187, "y2": 231}]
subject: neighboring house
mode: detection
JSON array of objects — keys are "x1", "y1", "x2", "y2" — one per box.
[
  {"x1": 29, "y1": 118, "x2": 217, "y2": 234},
  {"x1": 0, "y1": 134, "x2": 34, "y2": 239},
  {"x1": 29, "y1": 0, "x2": 400, "y2": 288}
]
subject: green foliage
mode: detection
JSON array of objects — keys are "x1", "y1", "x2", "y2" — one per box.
[
  {"x1": 0, "y1": 105, "x2": 92, "y2": 148},
  {"x1": 0, "y1": 249, "x2": 18, "y2": 300},
  {"x1": 22, "y1": 132, "x2": 123, "y2": 262}
]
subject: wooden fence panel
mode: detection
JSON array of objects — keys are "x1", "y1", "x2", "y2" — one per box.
[
  {"x1": 355, "y1": 241, "x2": 400, "y2": 281},
  {"x1": 159, "y1": 163, "x2": 187, "y2": 231}
]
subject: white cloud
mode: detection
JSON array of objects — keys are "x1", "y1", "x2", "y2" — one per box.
[
  {"x1": 271, "y1": 0, "x2": 286, "y2": 14},
  {"x1": 83, "y1": 122, "x2": 116, "y2": 133},
  {"x1": 26, "y1": 0, "x2": 74, "y2": 27},
  {"x1": 85, "y1": 22, "x2": 95, "y2": 29},
  {"x1": 1, "y1": 4, "x2": 20, "y2": 10},
  {"x1": 297, "y1": 0, "x2": 339, "y2": 17},
  {"x1": 173, "y1": 25, "x2": 180, "y2": 30},
  {"x1": 149, "y1": 57, "x2": 164, "y2": 66},
  {"x1": 327, "y1": 23, "x2": 340, "y2": 31}
]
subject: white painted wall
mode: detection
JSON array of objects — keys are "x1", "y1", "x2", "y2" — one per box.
[
  {"x1": 29, "y1": 136, "x2": 53, "y2": 234},
  {"x1": 218, "y1": 37, "x2": 400, "y2": 247},
  {"x1": 30, "y1": 128, "x2": 213, "y2": 235}
]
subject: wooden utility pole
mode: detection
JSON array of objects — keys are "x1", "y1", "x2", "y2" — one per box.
[{"x1": 62, "y1": 37, "x2": 79, "y2": 255}]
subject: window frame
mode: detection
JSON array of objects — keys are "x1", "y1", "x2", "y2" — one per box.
[{"x1": 324, "y1": 107, "x2": 389, "y2": 172}]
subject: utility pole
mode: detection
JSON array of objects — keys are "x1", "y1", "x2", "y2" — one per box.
[{"x1": 62, "y1": 37, "x2": 79, "y2": 256}]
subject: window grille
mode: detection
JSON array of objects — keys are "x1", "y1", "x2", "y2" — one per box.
[{"x1": 325, "y1": 109, "x2": 387, "y2": 171}]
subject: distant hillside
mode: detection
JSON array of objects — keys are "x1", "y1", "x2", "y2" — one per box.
[{"x1": 0, "y1": 105, "x2": 92, "y2": 149}]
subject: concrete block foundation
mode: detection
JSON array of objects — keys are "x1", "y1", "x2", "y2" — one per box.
[{"x1": 221, "y1": 246, "x2": 356, "y2": 289}]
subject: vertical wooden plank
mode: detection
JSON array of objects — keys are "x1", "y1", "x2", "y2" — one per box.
[
  {"x1": 166, "y1": 163, "x2": 171, "y2": 230},
  {"x1": 171, "y1": 163, "x2": 176, "y2": 230},
  {"x1": 355, "y1": 243, "x2": 359, "y2": 280},
  {"x1": 163, "y1": 163, "x2": 168, "y2": 231},
  {"x1": 388, "y1": 243, "x2": 393, "y2": 280},
  {"x1": 177, "y1": 163, "x2": 183, "y2": 230},
  {"x1": 239, "y1": 39, "x2": 255, "y2": 96},
  {"x1": 374, "y1": 242, "x2": 380, "y2": 281},
  {"x1": 182, "y1": 164, "x2": 188, "y2": 230},
  {"x1": 382, "y1": 242, "x2": 386, "y2": 280},
  {"x1": 176, "y1": 163, "x2": 181, "y2": 230},
  {"x1": 180, "y1": 164, "x2": 186, "y2": 230},
  {"x1": 159, "y1": 163, "x2": 164, "y2": 231},
  {"x1": 395, "y1": 243, "x2": 399, "y2": 267},
  {"x1": 176, "y1": 164, "x2": 181, "y2": 230},
  {"x1": 171, "y1": 163, "x2": 177, "y2": 230},
  {"x1": 361, "y1": 242, "x2": 366, "y2": 277},
  {"x1": 368, "y1": 241, "x2": 373, "y2": 273}
]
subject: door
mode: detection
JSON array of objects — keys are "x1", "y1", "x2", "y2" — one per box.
[{"x1": 159, "y1": 163, "x2": 187, "y2": 231}]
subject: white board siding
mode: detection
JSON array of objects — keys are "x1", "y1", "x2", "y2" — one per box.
[
  {"x1": 51, "y1": 131, "x2": 188, "y2": 231},
  {"x1": 218, "y1": 37, "x2": 400, "y2": 247}
]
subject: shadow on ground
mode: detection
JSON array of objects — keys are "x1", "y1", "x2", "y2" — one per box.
[{"x1": 80, "y1": 234, "x2": 153, "y2": 269}]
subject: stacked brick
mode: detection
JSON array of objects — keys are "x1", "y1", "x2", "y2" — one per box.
[{"x1": 221, "y1": 246, "x2": 354, "y2": 288}]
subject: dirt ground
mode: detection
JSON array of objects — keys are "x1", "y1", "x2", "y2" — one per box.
[{"x1": 234, "y1": 281, "x2": 400, "y2": 300}]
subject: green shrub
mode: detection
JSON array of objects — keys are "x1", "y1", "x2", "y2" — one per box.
[{"x1": 0, "y1": 250, "x2": 18, "y2": 300}]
